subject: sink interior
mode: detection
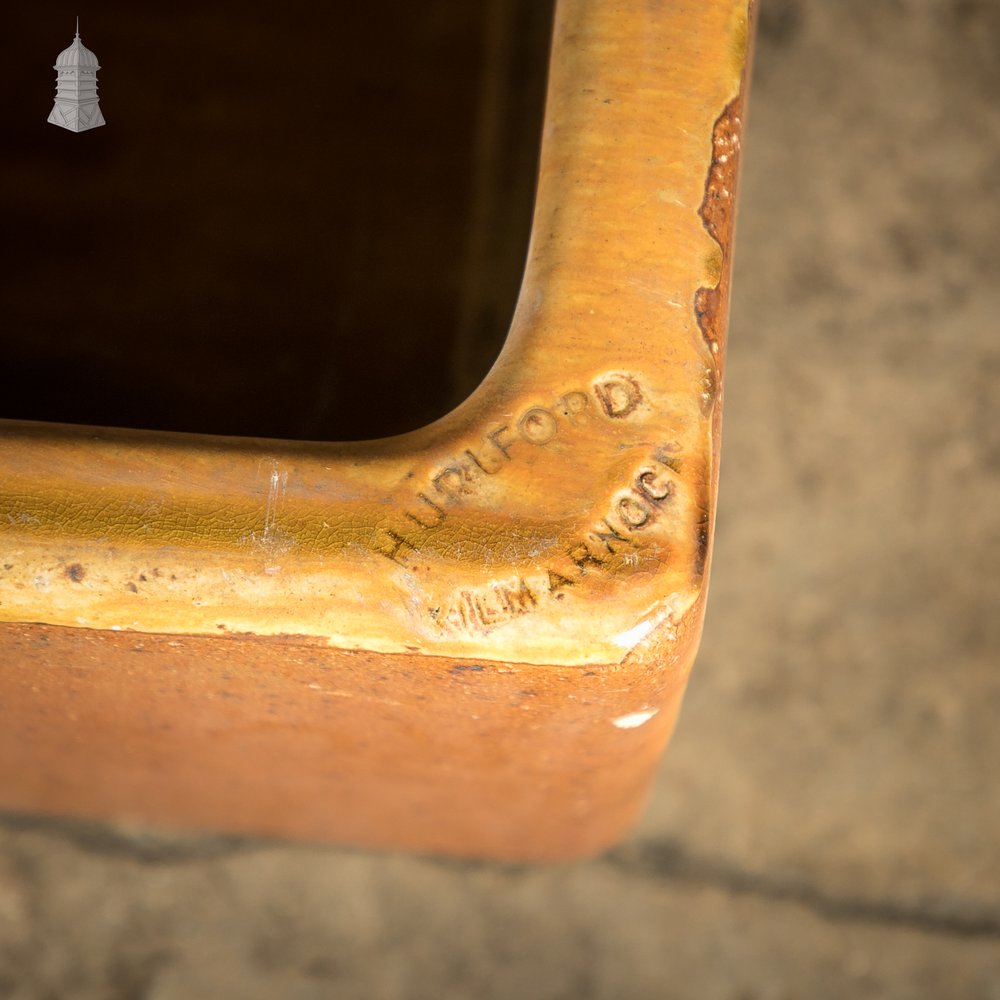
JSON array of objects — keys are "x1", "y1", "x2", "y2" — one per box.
[{"x1": 2, "y1": 2, "x2": 553, "y2": 440}]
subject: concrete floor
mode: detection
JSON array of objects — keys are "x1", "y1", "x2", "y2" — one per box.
[{"x1": 2, "y1": 0, "x2": 998, "y2": 996}]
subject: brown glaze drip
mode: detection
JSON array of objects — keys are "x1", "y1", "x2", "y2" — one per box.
[{"x1": 694, "y1": 95, "x2": 744, "y2": 356}]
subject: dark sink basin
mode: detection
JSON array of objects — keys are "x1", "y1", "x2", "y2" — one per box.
[{"x1": 2, "y1": 2, "x2": 553, "y2": 440}]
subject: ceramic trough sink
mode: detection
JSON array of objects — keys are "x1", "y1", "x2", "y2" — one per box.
[{"x1": 0, "y1": 0, "x2": 754, "y2": 859}]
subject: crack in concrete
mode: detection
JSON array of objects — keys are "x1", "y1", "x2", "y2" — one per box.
[
  {"x1": 607, "y1": 839, "x2": 1000, "y2": 941},
  {"x1": 2, "y1": 815, "x2": 997, "y2": 941},
  {"x1": 0, "y1": 812, "x2": 260, "y2": 865}
]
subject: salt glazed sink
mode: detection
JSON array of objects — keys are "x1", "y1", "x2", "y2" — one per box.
[{"x1": 0, "y1": 0, "x2": 754, "y2": 859}]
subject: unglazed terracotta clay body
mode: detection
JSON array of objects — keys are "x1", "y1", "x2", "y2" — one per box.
[{"x1": 0, "y1": 0, "x2": 753, "y2": 859}]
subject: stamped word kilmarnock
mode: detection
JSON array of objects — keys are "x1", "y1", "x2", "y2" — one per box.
[
  {"x1": 431, "y1": 576, "x2": 540, "y2": 633},
  {"x1": 378, "y1": 374, "x2": 647, "y2": 566},
  {"x1": 431, "y1": 442, "x2": 684, "y2": 635}
]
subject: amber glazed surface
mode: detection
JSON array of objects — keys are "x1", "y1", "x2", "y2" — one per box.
[{"x1": 0, "y1": 0, "x2": 753, "y2": 859}]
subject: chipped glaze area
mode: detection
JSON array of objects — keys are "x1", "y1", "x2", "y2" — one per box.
[{"x1": 695, "y1": 95, "x2": 744, "y2": 359}]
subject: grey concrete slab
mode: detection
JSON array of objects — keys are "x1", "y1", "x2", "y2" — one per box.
[{"x1": 0, "y1": 826, "x2": 997, "y2": 999}]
